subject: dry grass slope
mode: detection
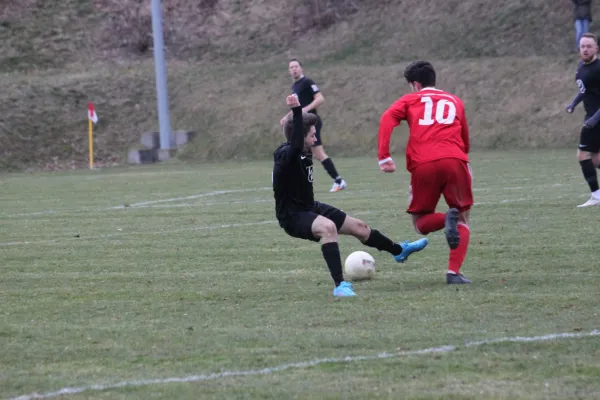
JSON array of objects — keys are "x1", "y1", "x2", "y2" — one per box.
[{"x1": 0, "y1": 0, "x2": 596, "y2": 169}]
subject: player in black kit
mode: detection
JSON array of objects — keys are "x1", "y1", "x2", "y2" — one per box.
[
  {"x1": 567, "y1": 32, "x2": 600, "y2": 207},
  {"x1": 273, "y1": 94, "x2": 429, "y2": 297},
  {"x1": 279, "y1": 59, "x2": 347, "y2": 193}
]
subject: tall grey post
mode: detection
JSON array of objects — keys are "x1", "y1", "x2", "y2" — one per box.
[{"x1": 151, "y1": 0, "x2": 172, "y2": 149}]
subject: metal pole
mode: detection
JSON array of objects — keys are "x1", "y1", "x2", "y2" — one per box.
[{"x1": 151, "y1": 0, "x2": 172, "y2": 149}]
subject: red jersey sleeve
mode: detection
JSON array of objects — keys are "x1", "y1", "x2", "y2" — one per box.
[{"x1": 378, "y1": 97, "x2": 408, "y2": 162}]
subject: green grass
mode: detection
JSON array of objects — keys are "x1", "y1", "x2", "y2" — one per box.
[{"x1": 2, "y1": 150, "x2": 600, "y2": 399}]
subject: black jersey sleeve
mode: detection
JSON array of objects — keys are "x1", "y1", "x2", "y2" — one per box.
[
  {"x1": 289, "y1": 106, "x2": 304, "y2": 155},
  {"x1": 305, "y1": 78, "x2": 320, "y2": 94},
  {"x1": 277, "y1": 106, "x2": 304, "y2": 165}
]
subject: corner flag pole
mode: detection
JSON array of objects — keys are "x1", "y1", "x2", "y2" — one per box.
[
  {"x1": 87, "y1": 102, "x2": 98, "y2": 169},
  {"x1": 88, "y1": 118, "x2": 94, "y2": 169}
]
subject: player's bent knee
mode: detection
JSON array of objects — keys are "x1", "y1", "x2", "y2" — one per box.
[{"x1": 313, "y1": 217, "x2": 338, "y2": 239}]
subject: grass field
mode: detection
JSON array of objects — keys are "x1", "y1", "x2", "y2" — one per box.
[{"x1": 2, "y1": 150, "x2": 600, "y2": 399}]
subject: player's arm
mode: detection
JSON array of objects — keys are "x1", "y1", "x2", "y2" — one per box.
[
  {"x1": 567, "y1": 92, "x2": 584, "y2": 113},
  {"x1": 302, "y1": 79, "x2": 324, "y2": 113},
  {"x1": 584, "y1": 108, "x2": 600, "y2": 128},
  {"x1": 303, "y1": 93, "x2": 324, "y2": 113},
  {"x1": 280, "y1": 95, "x2": 305, "y2": 162},
  {"x1": 377, "y1": 98, "x2": 407, "y2": 172}
]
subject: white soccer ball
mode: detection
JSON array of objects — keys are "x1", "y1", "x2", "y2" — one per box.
[{"x1": 344, "y1": 251, "x2": 376, "y2": 281}]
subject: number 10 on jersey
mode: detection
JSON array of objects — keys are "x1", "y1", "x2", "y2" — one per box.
[{"x1": 419, "y1": 96, "x2": 456, "y2": 126}]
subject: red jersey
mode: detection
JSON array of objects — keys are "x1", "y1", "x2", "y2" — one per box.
[{"x1": 378, "y1": 88, "x2": 470, "y2": 172}]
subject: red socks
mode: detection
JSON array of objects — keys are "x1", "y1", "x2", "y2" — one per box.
[
  {"x1": 415, "y1": 213, "x2": 445, "y2": 234},
  {"x1": 448, "y1": 224, "x2": 470, "y2": 274}
]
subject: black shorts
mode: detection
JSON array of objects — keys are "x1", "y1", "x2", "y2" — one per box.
[
  {"x1": 279, "y1": 201, "x2": 347, "y2": 242},
  {"x1": 579, "y1": 125, "x2": 600, "y2": 153},
  {"x1": 312, "y1": 115, "x2": 323, "y2": 147}
]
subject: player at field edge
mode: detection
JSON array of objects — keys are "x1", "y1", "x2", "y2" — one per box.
[
  {"x1": 377, "y1": 61, "x2": 473, "y2": 285},
  {"x1": 280, "y1": 58, "x2": 347, "y2": 193},
  {"x1": 273, "y1": 94, "x2": 428, "y2": 297},
  {"x1": 566, "y1": 32, "x2": 600, "y2": 207}
]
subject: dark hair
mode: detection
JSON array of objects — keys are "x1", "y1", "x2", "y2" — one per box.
[
  {"x1": 283, "y1": 112, "x2": 317, "y2": 141},
  {"x1": 404, "y1": 61, "x2": 436, "y2": 87},
  {"x1": 289, "y1": 58, "x2": 303, "y2": 67},
  {"x1": 581, "y1": 32, "x2": 598, "y2": 44}
]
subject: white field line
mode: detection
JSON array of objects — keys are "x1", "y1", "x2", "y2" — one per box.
[
  {"x1": 0, "y1": 188, "x2": 588, "y2": 247},
  {"x1": 106, "y1": 188, "x2": 272, "y2": 210},
  {"x1": 0, "y1": 221, "x2": 276, "y2": 247},
  {"x1": 0, "y1": 211, "x2": 374, "y2": 247},
  {"x1": 1, "y1": 181, "x2": 583, "y2": 218},
  {"x1": 10, "y1": 329, "x2": 600, "y2": 400},
  {"x1": 0, "y1": 187, "x2": 588, "y2": 247},
  {"x1": 1, "y1": 188, "x2": 273, "y2": 218}
]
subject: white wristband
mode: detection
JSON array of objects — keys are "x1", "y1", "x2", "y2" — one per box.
[{"x1": 378, "y1": 157, "x2": 393, "y2": 166}]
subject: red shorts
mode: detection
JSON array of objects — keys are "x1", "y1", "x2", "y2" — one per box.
[{"x1": 407, "y1": 158, "x2": 473, "y2": 214}]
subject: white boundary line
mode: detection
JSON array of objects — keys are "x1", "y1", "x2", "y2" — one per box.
[
  {"x1": 10, "y1": 329, "x2": 600, "y2": 400},
  {"x1": 0, "y1": 221, "x2": 276, "y2": 247},
  {"x1": 1, "y1": 180, "x2": 583, "y2": 218},
  {"x1": 0, "y1": 212, "x2": 374, "y2": 247},
  {"x1": 0, "y1": 188, "x2": 273, "y2": 218}
]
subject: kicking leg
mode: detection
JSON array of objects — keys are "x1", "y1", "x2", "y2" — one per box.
[
  {"x1": 311, "y1": 216, "x2": 356, "y2": 296},
  {"x1": 339, "y1": 215, "x2": 428, "y2": 263}
]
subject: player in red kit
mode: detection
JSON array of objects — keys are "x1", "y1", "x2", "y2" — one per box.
[{"x1": 377, "y1": 61, "x2": 473, "y2": 284}]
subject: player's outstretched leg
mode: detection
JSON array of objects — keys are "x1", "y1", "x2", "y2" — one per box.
[
  {"x1": 311, "y1": 216, "x2": 356, "y2": 297},
  {"x1": 338, "y1": 216, "x2": 428, "y2": 263},
  {"x1": 446, "y1": 210, "x2": 471, "y2": 284}
]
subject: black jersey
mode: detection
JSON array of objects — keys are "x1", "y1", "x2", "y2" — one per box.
[
  {"x1": 576, "y1": 58, "x2": 600, "y2": 118},
  {"x1": 273, "y1": 107, "x2": 315, "y2": 221},
  {"x1": 292, "y1": 76, "x2": 320, "y2": 115}
]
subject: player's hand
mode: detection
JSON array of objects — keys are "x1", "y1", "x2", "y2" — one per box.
[
  {"x1": 280, "y1": 116, "x2": 288, "y2": 126},
  {"x1": 379, "y1": 159, "x2": 396, "y2": 173},
  {"x1": 286, "y1": 94, "x2": 300, "y2": 109},
  {"x1": 566, "y1": 105, "x2": 574, "y2": 114}
]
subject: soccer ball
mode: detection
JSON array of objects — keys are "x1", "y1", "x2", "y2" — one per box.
[{"x1": 344, "y1": 251, "x2": 376, "y2": 281}]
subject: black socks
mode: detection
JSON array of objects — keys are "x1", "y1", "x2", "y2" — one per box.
[
  {"x1": 322, "y1": 158, "x2": 342, "y2": 184},
  {"x1": 580, "y1": 159, "x2": 600, "y2": 192},
  {"x1": 321, "y1": 242, "x2": 344, "y2": 286},
  {"x1": 364, "y1": 229, "x2": 403, "y2": 256}
]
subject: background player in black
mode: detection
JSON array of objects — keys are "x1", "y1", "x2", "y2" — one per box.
[
  {"x1": 279, "y1": 58, "x2": 348, "y2": 193},
  {"x1": 274, "y1": 94, "x2": 428, "y2": 297},
  {"x1": 566, "y1": 32, "x2": 600, "y2": 207}
]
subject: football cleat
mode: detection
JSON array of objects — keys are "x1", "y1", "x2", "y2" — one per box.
[
  {"x1": 333, "y1": 281, "x2": 357, "y2": 297},
  {"x1": 394, "y1": 238, "x2": 429, "y2": 263},
  {"x1": 330, "y1": 180, "x2": 348, "y2": 192},
  {"x1": 447, "y1": 273, "x2": 472, "y2": 284}
]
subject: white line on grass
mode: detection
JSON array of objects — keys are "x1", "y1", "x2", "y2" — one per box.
[
  {"x1": 10, "y1": 329, "x2": 600, "y2": 400},
  {"x1": 0, "y1": 212, "x2": 374, "y2": 247},
  {"x1": 0, "y1": 221, "x2": 276, "y2": 247},
  {"x1": 106, "y1": 188, "x2": 272, "y2": 210},
  {"x1": 1, "y1": 188, "x2": 273, "y2": 218}
]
